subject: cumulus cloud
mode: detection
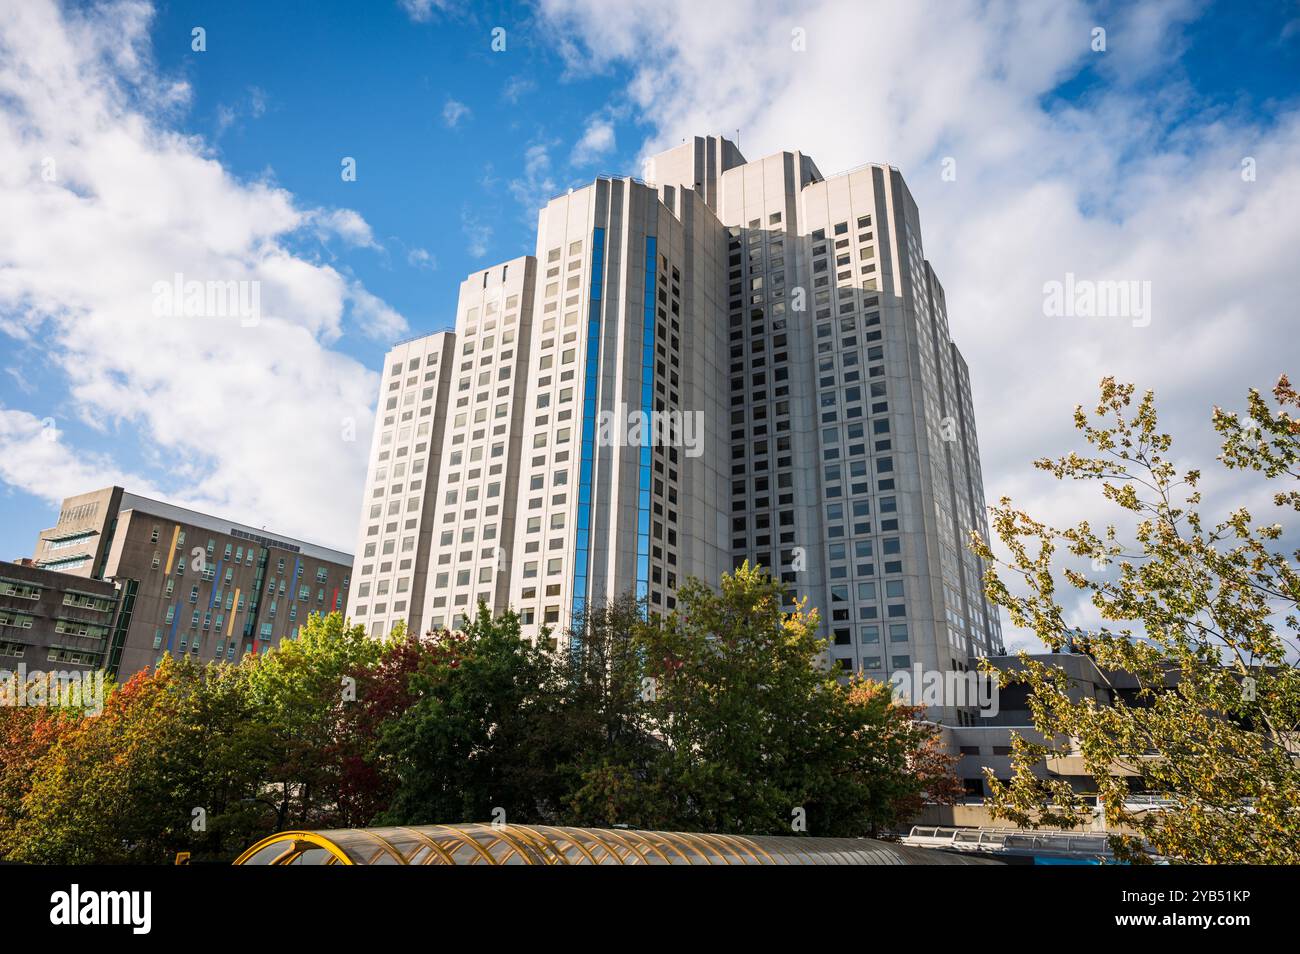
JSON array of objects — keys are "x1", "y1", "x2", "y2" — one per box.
[
  {"x1": 0, "y1": 0, "x2": 407, "y2": 550},
  {"x1": 347, "y1": 284, "x2": 408, "y2": 340},
  {"x1": 571, "y1": 117, "x2": 616, "y2": 165},
  {"x1": 310, "y1": 208, "x2": 380, "y2": 249},
  {"x1": 0, "y1": 409, "x2": 166, "y2": 507},
  {"x1": 536, "y1": 0, "x2": 1300, "y2": 649}
]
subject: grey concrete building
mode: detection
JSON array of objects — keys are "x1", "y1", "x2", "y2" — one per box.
[
  {"x1": 32, "y1": 487, "x2": 352, "y2": 676},
  {"x1": 916, "y1": 651, "x2": 1182, "y2": 833},
  {"x1": 0, "y1": 559, "x2": 124, "y2": 673},
  {"x1": 349, "y1": 135, "x2": 1002, "y2": 722}
]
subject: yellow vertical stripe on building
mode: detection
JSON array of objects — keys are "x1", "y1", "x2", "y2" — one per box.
[
  {"x1": 227, "y1": 588, "x2": 240, "y2": 637},
  {"x1": 163, "y1": 525, "x2": 180, "y2": 581}
]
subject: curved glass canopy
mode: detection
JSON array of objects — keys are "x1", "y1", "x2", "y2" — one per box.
[{"x1": 234, "y1": 823, "x2": 998, "y2": 865}]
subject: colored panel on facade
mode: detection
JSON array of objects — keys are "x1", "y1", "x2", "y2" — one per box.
[
  {"x1": 571, "y1": 226, "x2": 605, "y2": 627},
  {"x1": 227, "y1": 588, "x2": 240, "y2": 637},
  {"x1": 163, "y1": 525, "x2": 180, "y2": 581}
]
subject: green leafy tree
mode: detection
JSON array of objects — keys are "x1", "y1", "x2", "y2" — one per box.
[
  {"x1": 330, "y1": 627, "x2": 453, "y2": 826},
  {"x1": 246, "y1": 610, "x2": 385, "y2": 830},
  {"x1": 556, "y1": 597, "x2": 671, "y2": 828},
  {"x1": 613, "y1": 563, "x2": 953, "y2": 837},
  {"x1": 375, "y1": 605, "x2": 551, "y2": 826},
  {"x1": 971, "y1": 376, "x2": 1300, "y2": 863},
  {"x1": 0, "y1": 575, "x2": 964, "y2": 860},
  {"x1": 635, "y1": 565, "x2": 832, "y2": 833}
]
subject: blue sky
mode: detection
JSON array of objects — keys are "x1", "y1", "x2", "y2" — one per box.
[
  {"x1": 143, "y1": 0, "x2": 638, "y2": 343},
  {"x1": 0, "y1": 0, "x2": 648, "y2": 558},
  {"x1": 1, "y1": 0, "x2": 1298, "y2": 648}
]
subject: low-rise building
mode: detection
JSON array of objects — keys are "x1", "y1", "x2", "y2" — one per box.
[
  {"x1": 31, "y1": 487, "x2": 352, "y2": 677},
  {"x1": 0, "y1": 559, "x2": 124, "y2": 673},
  {"x1": 917, "y1": 650, "x2": 1178, "y2": 832}
]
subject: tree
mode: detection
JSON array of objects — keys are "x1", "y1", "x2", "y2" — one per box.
[
  {"x1": 842, "y1": 678, "x2": 963, "y2": 833},
  {"x1": 246, "y1": 610, "x2": 384, "y2": 830},
  {"x1": 5, "y1": 660, "x2": 270, "y2": 864},
  {"x1": 331, "y1": 626, "x2": 450, "y2": 827},
  {"x1": 375, "y1": 604, "x2": 551, "y2": 826},
  {"x1": 0, "y1": 576, "x2": 965, "y2": 860},
  {"x1": 0, "y1": 693, "x2": 79, "y2": 858},
  {"x1": 2, "y1": 613, "x2": 436, "y2": 863},
  {"x1": 971, "y1": 376, "x2": 1300, "y2": 863},
  {"x1": 555, "y1": 597, "x2": 671, "y2": 828},
  {"x1": 5, "y1": 667, "x2": 186, "y2": 863},
  {"x1": 605, "y1": 563, "x2": 958, "y2": 837},
  {"x1": 633, "y1": 565, "x2": 832, "y2": 833}
]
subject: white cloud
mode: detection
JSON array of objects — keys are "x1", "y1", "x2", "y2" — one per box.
[
  {"x1": 248, "y1": 86, "x2": 268, "y2": 119},
  {"x1": 501, "y1": 75, "x2": 536, "y2": 104},
  {"x1": 215, "y1": 103, "x2": 238, "y2": 137},
  {"x1": 508, "y1": 141, "x2": 559, "y2": 218},
  {"x1": 0, "y1": 409, "x2": 167, "y2": 507},
  {"x1": 536, "y1": 0, "x2": 1300, "y2": 647},
  {"x1": 214, "y1": 85, "x2": 269, "y2": 138},
  {"x1": 442, "y1": 97, "x2": 471, "y2": 128},
  {"x1": 347, "y1": 284, "x2": 408, "y2": 340},
  {"x1": 4, "y1": 367, "x2": 36, "y2": 395},
  {"x1": 398, "y1": 0, "x2": 456, "y2": 23},
  {"x1": 571, "y1": 117, "x2": 616, "y2": 166},
  {"x1": 0, "y1": 0, "x2": 407, "y2": 551},
  {"x1": 461, "y1": 206, "x2": 493, "y2": 257},
  {"x1": 407, "y1": 247, "x2": 437, "y2": 270},
  {"x1": 310, "y1": 208, "x2": 379, "y2": 249}
]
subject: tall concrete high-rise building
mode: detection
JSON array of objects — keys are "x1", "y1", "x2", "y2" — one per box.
[
  {"x1": 347, "y1": 135, "x2": 1002, "y2": 720},
  {"x1": 345, "y1": 331, "x2": 456, "y2": 637}
]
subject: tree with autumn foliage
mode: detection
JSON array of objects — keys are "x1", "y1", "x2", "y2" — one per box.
[
  {"x1": 329, "y1": 626, "x2": 456, "y2": 825},
  {"x1": 2, "y1": 660, "x2": 271, "y2": 864},
  {"x1": 0, "y1": 583, "x2": 961, "y2": 861},
  {"x1": 843, "y1": 678, "x2": 963, "y2": 833},
  {"x1": 971, "y1": 376, "x2": 1300, "y2": 863},
  {"x1": 0, "y1": 695, "x2": 79, "y2": 858}
]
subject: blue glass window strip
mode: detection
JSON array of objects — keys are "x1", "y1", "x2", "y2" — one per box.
[{"x1": 571, "y1": 227, "x2": 605, "y2": 628}]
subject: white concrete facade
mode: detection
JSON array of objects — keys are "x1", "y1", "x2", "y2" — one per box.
[
  {"x1": 345, "y1": 332, "x2": 454, "y2": 637},
  {"x1": 347, "y1": 135, "x2": 1002, "y2": 720}
]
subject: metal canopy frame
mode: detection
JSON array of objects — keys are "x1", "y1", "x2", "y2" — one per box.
[{"x1": 234, "y1": 823, "x2": 998, "y2": 865}]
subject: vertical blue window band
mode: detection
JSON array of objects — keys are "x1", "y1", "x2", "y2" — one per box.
[
  {"x1": 636, "y1": 236, "x2": 657, "y2": 602},
  {"x1": 571, "y1": 226, "x2": 605, "y2": 627}
]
